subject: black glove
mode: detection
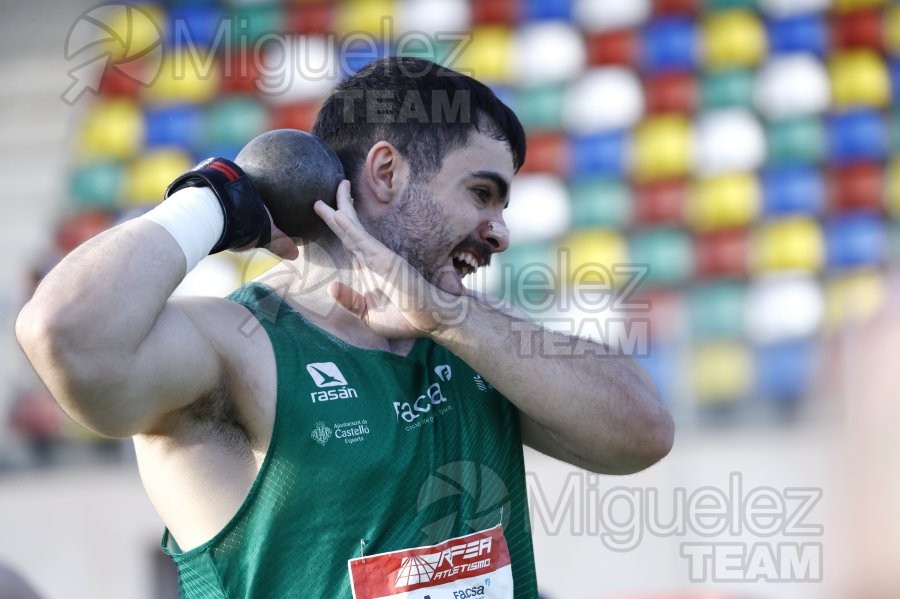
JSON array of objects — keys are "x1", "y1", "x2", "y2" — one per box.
[{"x1": 165, "y1": 157, "x2": 272, "y2": 253}]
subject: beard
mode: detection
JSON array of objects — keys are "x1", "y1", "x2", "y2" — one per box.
[{"x1": 367, "y1": 181, "x2": 462, "y2": 292}]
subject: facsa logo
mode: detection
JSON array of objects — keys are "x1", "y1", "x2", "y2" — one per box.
[
  {"x1": 306, "y1": 362, "x2": 358, "y2": 403},
  {"x1": 394, "y1": 383, "x2": 448, "y2": 423},
  {"x1": 435, "y1": 364, "x2": 451, "y2": 382},
  {"x1": 306, "y1": 362, "x2": 348, "y2": 387},
  {"x1": 393, "y1": 365, "x2": 453, "y2": 424}
]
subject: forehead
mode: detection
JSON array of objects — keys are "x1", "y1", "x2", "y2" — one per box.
[{"x1": 436, "y1": 132, "x2": 516, "y2": 182}]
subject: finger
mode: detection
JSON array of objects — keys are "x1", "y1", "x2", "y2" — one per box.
[
  {"x1": 323, "y1": 180, "x2": 363, "y2": 234},
  {"x1": 335, "y1": 180, "x2": 360, "y2": 222},
  {"x1": 314, "y1": 199, "x2": 383, "y2": 258},
  {"x1": 314, "y1": 189, "x2": 404, "y2": 283},
  {"x1": 327, "y1": 281, "x2": 367, "y2": 321}
]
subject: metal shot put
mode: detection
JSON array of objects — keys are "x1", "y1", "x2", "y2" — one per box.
[{"x1": 235, "y1": 129, "x2": 345, "y2": 241}]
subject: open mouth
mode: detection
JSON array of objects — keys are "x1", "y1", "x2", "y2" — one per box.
[{"x1": 451, "y1": 250, "x2": 483, "y2": 278}]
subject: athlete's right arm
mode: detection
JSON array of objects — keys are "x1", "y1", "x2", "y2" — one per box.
[
  {"x1": 15, "y1": 219, "x2": 227, "y2": 437},
  {"x1": 15, "y1": 160, "x2": 298, "y2": 439}
]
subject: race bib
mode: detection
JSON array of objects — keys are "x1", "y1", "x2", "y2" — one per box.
[{"x1": 348, "y1": 526, "x2": 513, "y2": 599}]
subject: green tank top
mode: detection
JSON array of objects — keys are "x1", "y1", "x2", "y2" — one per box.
[{"x1": 161, "y1": 282, "x2": 538, "y2": 598}]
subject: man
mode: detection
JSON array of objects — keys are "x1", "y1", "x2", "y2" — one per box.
[{"x1": 16, "y1": 57, "x2": 672, "y2": 597}]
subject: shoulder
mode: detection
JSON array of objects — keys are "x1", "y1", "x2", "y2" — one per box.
[{"x1": 170, "y1": 285, "x2": 275, "y2": 350}]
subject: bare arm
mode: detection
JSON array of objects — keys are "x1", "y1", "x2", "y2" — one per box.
[
  {"x1": 15, "y1": 219, "x2": 224, "y2": 437},
  {"x1": 314, "y1": 184, "x2": 674, "y2": 475},
  {"x1": 433, "y1": 296, "x2": 674, "y2": 474},
  {"x1": 16, "y1": 154, "x2": 300, "y2": 438}
]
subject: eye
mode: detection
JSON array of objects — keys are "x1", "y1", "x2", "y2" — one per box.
[{"x1": 472, "y1": 187, "x2": 491, "y2": 203}]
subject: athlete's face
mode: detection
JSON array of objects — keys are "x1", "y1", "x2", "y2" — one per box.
[{"x1": 369, "y1": 132, "x2": 514, "y2": 296}]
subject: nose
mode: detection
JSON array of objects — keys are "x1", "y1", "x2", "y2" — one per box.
[{"x1": 480, "y1": 220, "x2": 510, "y2": 253}]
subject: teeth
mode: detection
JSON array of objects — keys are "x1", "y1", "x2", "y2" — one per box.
[
  {"x1": 453, "y1": 251, "x2": 479, "y2": 273},
  {"x1": 453, "y1": 252, "x2": 478, "y2": 276}
]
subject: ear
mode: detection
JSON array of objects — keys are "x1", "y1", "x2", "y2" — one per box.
[{"x1": 362, "y1": 141, "x2": 407, "y2": 206}]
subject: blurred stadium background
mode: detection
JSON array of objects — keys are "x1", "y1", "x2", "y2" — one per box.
[{"x1": 3, "y1": 0, "x2": 898, "y2": 597}]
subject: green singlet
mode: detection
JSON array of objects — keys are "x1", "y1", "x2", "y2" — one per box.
[{"x1": 161, "y1": 282, "x2": 538, "y2": 598}]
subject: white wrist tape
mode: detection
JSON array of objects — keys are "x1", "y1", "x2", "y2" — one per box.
[{"x1": 143, "y1": 186, "x2": 225, "y2": 273}]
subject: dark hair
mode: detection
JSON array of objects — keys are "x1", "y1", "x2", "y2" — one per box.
[{"x1": 312, "y1": 56, "x2": 526, "y2": 185}]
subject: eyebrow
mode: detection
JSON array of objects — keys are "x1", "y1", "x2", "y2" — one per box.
[{"x1": 469, "y1": 170, "x2": 510, "y2": 202}]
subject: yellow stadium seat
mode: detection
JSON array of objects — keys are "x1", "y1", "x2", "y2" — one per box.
[
  {"x1": 887, "y1": 5, "x2": 900, "y2": 55},
  {"x1": 824, "y1": 269, "x2": 886, "y2": 332},
  {"x1": 687, "y1": 173, "x2": 761, "y2": 232},
  {"x1": 692, "y1": 341, "x2": 752, "y2": 404},
  {"x1": 833, "y1": 0, "x2": 886, "y2": 12},
  {"x1": 457, "y1": 27, "x2": 515, "y2": 83},
  {"x1": 829, "y1": 51, "x2": 891, "y2": 109},
  {"x1": 560, "y1": 229, "x2": 628, "y2": 288},
  {"x1": 144, "y1": 50, "x2": 220, "y2": 104},
  {"x1": 632, "y1": 116, "x2": 692, "y2": 182},
  {"x1": 124, "y1": 149, "x2": 193, "y2": 205},
  {"x1": 77, "y1": 99, "x2": 144, "y2": 160},
  {"x1": 886, "y1": 157, "x2": 900, "y2": 218},
  {"x1": 336, "y1": 0, "x2": 395, "y2": 36},
  {"x1": 702, "y1": 10, "x2": 766, "y2": 70},
  {"x1": 751, "y1": 217, "x2": 825, "y2": 273},
  {"x1": 105, "y1": 3, "x2": 165, "y2": 62}
]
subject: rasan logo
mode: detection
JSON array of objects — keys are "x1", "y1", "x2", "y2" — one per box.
[
  {"x1": 306, "y1": 362, "x2": 359, "y2": 403},
  {"x1": 393, "y1": 365, "x2": 454, "y2": 427}
]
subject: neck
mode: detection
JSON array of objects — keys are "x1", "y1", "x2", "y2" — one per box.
[{"x1": 254, "y1": 236, "x2": 412, "y2": 354}]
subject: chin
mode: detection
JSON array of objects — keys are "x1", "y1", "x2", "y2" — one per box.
[{"x1": 431, "y1": 269, "x2": 467, "y2": 297}]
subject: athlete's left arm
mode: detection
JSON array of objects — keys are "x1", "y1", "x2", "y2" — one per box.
[
  {"x1": 439, "y1": 291, "x2": 674, "y2": 475},
  {"x1": 313, "y1": 184, "x2": 673, "y2": 475}
]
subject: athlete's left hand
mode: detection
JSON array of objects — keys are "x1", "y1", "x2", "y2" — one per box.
[{"x1": 313, "y1": 180, "x2": 467, "y2": 339}]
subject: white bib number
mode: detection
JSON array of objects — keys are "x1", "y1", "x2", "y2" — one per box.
[{"x1": 348, "y1": 526, "x2": 513, "y2": 599}]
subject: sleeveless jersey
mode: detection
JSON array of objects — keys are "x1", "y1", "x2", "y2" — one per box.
[{"x1": 161, "y1": 282, "x2": 538, "y2": 598}]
